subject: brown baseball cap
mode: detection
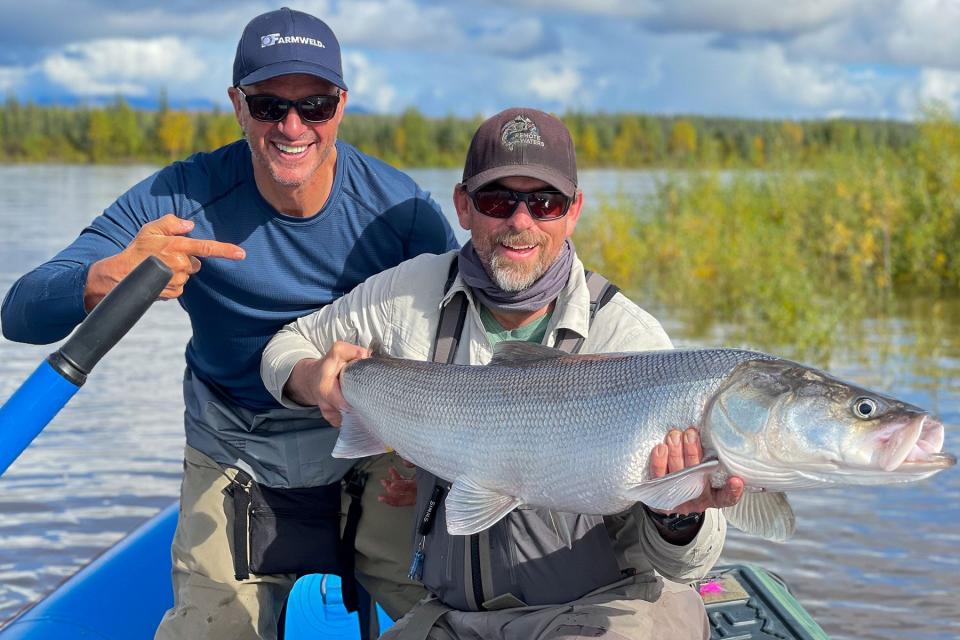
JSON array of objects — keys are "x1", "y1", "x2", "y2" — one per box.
[{"x1": 462, "y1": 108, "x2": 577, "y2": 197}]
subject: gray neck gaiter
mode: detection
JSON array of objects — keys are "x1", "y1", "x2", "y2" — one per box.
[{"x1": 458, "y1": 239, "x2": 574, "y2": 313}]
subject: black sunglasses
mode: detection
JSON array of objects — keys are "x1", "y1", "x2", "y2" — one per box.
[
  {"x1": 468, "y1": 186, "x2": 572, "y2": 221},
  {"x1": 236, "y1": 87, "x2": 340, "y2": 123}
]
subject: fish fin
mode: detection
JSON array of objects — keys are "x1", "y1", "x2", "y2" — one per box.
[
  {"x1": 722, "y1": 491, "x2": 796, "y2": 542},
  {"x1": 625, "y1": 460, "x2": 719, "y2": 511},
  {"x1": 331, "y1": 411, "x2": 390, "y2": 459},
  {"x1": 445, "y1": 476, "x2": 522, "y2": 535},
  {"x1": 490, "y1": 341, "x2": 567, "y2": 366}
]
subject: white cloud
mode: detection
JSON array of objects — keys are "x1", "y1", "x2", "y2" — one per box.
[
  {"x1": 531, "y1": 66, "x2": 582, "y2": 102},
  {"x1": 2, "y1": 0, "x2": 955, "y2": 119},
  {"x1": 97, "y1": 5, "x2": 265, "y2": 39},
  {"x1": 0, "y1": 1, "x2": 270, "y2": 53},
  {"x1": 786, "y1": 1, "x2": 960, "y2": 71},
  {"x1": 505, "y1": 0, "x2": 960, "y2": 74},
  {"x1": 42, "y1": 38, "x2": 205, "y2": 97},
  {"x1": 323, "y1": 0, "x2": 461, "y2": 50},
  {"x1": 663, "y1": 0, "x2": 960, "y2": 75},
  {"x1": 502, "y1": 0, "x2": 856, "y2": 34},
  {"x1": 899, "y1": 68, "x2": 960, "y2": 116},
  {"x1": 0, "y1": 66, "x2": 27, "y2": 93},
  {"x1": 496, "y1": 0, "x2": 656, "y2": 18},
  {"x1": 604, "y1": 31, "x2": 884, "y2": 118},
  {"x1": 501, "y1": 56, "x2": 585, "y2": 106},
  {"x1": 342, "y1": 52, "x2": 398, "y2": 112},
  {"x1": 473, "y1": 18, "x2": 551, "y2": 57},
  {"x1": 749, "y1": 45, "x2": 872, "y2": 109},
  {"x1": 647, "y1": 0, "x2": 858, "y2": 35},
  {"x1": 509, "y1": 0, "x2": 935, "y2": 119},
  {"x1": 883, "y1": 0, "x2": 960, "y2": 70}
]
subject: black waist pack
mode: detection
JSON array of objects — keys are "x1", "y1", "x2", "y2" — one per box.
[{"x1": 224, "y1": 468, "x2": 343, "y2": 579}]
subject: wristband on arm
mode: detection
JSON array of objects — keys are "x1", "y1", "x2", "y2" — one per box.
[{"x1": 643, "y1": 505, "x2": 705, "y2": 545}]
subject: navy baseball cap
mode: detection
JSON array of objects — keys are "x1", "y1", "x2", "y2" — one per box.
[{"x1": 233, "y1": 7, "x2": 347, "y2": 90}]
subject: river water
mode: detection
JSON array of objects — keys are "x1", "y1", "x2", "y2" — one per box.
[{"x1": 0, "y1": 164, "x2": 957, "y2": 639}]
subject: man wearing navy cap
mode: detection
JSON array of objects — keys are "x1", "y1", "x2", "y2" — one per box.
[{"x1": 1, "y1": 7, "x2": 457, "y2": 639}]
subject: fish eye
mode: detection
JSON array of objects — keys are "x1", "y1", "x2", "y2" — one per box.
[{"x1": 852, "y1": 397, "x2": 878, "y2": 419}]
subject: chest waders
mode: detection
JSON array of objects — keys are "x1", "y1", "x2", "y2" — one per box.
[{"x1": 409, "y1": 262, "x2": 622, "y2": 616}]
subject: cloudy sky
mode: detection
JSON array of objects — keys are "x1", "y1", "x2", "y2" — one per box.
[{"x1": 2, "y1": 0, "x2": 959, "y2": 120}]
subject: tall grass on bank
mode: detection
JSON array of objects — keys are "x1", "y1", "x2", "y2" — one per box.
[{"x1": 576, "y1": 110, "x2": 960, "y2": 363}]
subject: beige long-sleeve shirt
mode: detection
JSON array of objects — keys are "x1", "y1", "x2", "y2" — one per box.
[{"x1": 261, "y1": 249, "x2": 726, "y2": 583}]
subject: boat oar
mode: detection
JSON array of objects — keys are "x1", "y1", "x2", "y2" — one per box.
[{"x1": 0, "y1": 256, "x2": 172, "y2": 476}]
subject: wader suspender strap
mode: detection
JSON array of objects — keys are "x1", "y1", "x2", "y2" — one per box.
[
  {"x1": 408, "y1": 263, "x2": 621, "y2": 627},
  {"x1": 398, "y1": 259, "x2": 469, "y2": 639},
  {"x1": 554, "y1": 270, "x2": 620, "y2": 355},
  {"x1": 224, "y1": 468, "x2": 255, "y2": 581},
  {"x1": 341, "y1": 261, "x2": 463, "y2": 634},
  {"x1": 432, "y1": 259, "x2": 468, "y2": 364},
  {"x1": 339, "y1": 467, "x2": 367, "y2": 613}
]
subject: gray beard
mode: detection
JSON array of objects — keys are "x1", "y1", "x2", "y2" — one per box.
[
  {"x1": 487, "y1": 251, "x2": 549, "y2": 292},
  {"x1": 479, "y1": 230, "x2": 550, "y2": 292},
  {"x1": 456, "y1": 238, "x2": 575, "y2": 314}
]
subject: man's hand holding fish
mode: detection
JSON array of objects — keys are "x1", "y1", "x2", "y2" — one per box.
[
  {"x1": 650, "y1": 428, "x2": 746, "y2": 514},
  {"x1": 285, "y1": 341, "x2": 370, "y2": 427}
]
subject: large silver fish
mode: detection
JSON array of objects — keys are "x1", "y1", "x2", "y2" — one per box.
[{"x1": 331, "y1": 343, "x2": 955, "y2": 541}]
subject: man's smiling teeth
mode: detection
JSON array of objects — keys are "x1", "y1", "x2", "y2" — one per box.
[
  {"x1": 502, "y1": 243, "x2": 535, "y2": 250},
  {"x1": 275, "y1": 142, "x2": 308, "y2": 153}
]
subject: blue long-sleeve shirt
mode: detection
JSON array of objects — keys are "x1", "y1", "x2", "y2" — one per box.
[{"x1": 2, "y1": 140, "x2": 458, "y2": 412}]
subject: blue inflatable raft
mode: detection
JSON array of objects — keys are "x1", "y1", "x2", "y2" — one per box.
[{"x1": 0, "y1": 501, "x2": 829, "y2": 639}]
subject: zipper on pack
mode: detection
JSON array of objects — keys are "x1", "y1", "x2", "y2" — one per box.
[{"x1": 470, "y1": 534, "x2": 484, "y2": 610}]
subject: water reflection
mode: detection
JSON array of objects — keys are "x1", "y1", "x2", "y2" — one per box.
[
  {"x1": 655, "y1": 290, "x2": 960, "y2": 640},
  {"x1": 0, "y1": 166, "x2": 956, "y2": 639}
]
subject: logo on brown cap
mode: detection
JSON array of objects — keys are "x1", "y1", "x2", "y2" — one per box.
[{"x1": 500, "y1": 115, "x2": 545, "y2": 152}]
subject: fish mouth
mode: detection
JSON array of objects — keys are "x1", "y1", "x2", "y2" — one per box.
[{"x1": 874, "y1": 415, "x2": 955, "y2": 471}]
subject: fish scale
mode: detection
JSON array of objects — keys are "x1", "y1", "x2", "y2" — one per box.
[
  {"x1": 334, "y1": 343, "x2": 954, "y2": 540},
  {"x1": 340, "y1": 347, "x2": 768, "y2": 514}
]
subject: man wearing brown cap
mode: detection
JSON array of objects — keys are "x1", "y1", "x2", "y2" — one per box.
[{"x1": 261, "y1": 107, "x2": 743, "y2": 639}]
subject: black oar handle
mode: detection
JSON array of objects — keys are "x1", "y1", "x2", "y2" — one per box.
[{"x1": 58, "y1": 256, "x2": 173, "y2": 376}]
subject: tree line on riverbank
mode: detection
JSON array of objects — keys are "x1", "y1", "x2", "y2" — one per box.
[
  {"x1": 0, "y1": 95, "x2": 917, "y2": 168},
  {"x1": 575, "y1": 106, "x2": 960, "y2": 361},
  {"x1": 3, "y1": 95, "x2": 955, "y2": 363}
]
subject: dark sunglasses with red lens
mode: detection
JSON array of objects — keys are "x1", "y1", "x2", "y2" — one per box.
[
  {"x1": 468, "y1": 187, "x2": 572, "y2": 221},
  {"x1": 236, "y1": 87, "x2": 341, "y2": 123}
]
